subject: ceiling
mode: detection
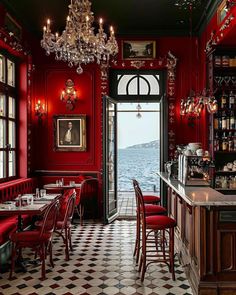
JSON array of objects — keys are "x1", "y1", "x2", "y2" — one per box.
[{"x1": 1, "y1": 0, "x2": 220, "y2": 37}]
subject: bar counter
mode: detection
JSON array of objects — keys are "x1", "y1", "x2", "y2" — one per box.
[
  {"x1": 158, "y1": 172, "x2": 236, "y2": 295},
  {"x1": 158, "y1": 172, "x2": 236, "y2": 206}
]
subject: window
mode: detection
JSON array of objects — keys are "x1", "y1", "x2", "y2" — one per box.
[
  {"x1": 110, "y1": 70, "x2": 164, "y2": 102},
  {"x1": 0, "y1": 53, "x2": 17, "y2": 181}
]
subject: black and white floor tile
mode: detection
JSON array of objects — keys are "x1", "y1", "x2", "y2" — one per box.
[{"x1": 0, "y1": 220, "x2": 193, "y2": 295}]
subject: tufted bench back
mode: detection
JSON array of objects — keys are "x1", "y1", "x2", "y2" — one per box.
[{"x1": 0, "y1": 178, "x2": 38, "y2": 203}]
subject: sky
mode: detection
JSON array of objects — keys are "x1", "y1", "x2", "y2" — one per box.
[{"x1": 117, "y1": 103, "x2": 160, "y2": 149}]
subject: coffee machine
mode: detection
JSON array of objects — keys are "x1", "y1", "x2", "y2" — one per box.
[{"x1": 178, "y1": 155, "x2": 214, "y2": 186}]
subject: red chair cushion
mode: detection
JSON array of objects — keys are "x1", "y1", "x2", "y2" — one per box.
[
  {"x1": 0, "y1": 215, "x2": 31, "y2": 245},
  {"x1": 144, "y1": 204, "x2": 167, "y2": 216},
  {"x1": 146, "y1": 215, "x2": 176, "y2": 230},
  {"x1": 143, "y1": 195, "x2": 161, "y2": 204},
  {"x1": 0, "y1": 221, "x2": 17, "y2": 245},
  {"x1": 10, "y1": 230, "x2": 51, "y2": 244},
  {"x1": 77, "y1": 175, "x2": 86, "y2": 182}
]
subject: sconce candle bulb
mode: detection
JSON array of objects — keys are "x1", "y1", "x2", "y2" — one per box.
[
  {"x1": 35, "y1": 99, "x2": 46, "y2": 120},
  {"x1": 60, "y1": 79, "x2": 78, "y2": 110}
]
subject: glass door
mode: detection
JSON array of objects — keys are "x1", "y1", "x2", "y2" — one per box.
[{"x1": 103, "y1": 95, "x2": 118, "y2": 223}]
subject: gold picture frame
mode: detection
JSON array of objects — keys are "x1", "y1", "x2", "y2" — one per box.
[
  {"x1": 217, "y1": 0, "x2": 228, "y2": 25},
  {"x1": 122, "y1": 40, "x2": 156, "y2": 60},
  {"x1": 53, "y1": 114, "x2": 86, "y2": 151}
]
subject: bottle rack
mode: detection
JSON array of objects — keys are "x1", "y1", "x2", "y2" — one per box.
[{"x1": 208, "y1": 49, "x2": 236, "y2": 192}]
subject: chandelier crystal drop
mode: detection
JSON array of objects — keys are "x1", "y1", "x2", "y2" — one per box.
[{"x1": 41, "y1": 0, "x2": 118, "y2": 74}]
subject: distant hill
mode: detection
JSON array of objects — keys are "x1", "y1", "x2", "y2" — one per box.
[{"x1": 126, "y1": 140, "x2": 159, "y2": 149}]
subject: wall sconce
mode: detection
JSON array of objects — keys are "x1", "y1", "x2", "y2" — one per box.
[
  {"x1": 180, "y1": 90, "x2": 218, "y2": 127},
  {"x1": 35, "y1": 99, "x2": 46, "y2": 120},
  {"x1": 60, "y1": 79, "x2": 78, "y2": 110},
  {"x1": 180, "y1": 90, "x2": 218, "y2": 117}
]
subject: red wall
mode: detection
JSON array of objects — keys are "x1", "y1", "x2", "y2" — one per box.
[
  {"x1": 1, "y1": 1, "x2": 231, "y2": 177},
  {"x1": 31, "y1": 62, "x2": 102, "y2": 172}
]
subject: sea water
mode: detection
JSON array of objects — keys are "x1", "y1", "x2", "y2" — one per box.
[{"x1": 118, "y1": 148, "x2": 160, "y2": 192}]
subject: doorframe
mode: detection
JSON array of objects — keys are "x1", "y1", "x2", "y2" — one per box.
[
  {"x1": 103, "y1": 95, "x2": 119, "y2": 224},
  {"x1": 100, "y1": 52, "x2": 177, "y2": 215}
]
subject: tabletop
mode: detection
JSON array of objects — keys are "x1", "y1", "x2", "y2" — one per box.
[
  {"x1": 43, "y1": 183, "x2": 81, "y2": 190},
  {"x1": 0, "y1": 194, "x2": 60, "y2": 216}
]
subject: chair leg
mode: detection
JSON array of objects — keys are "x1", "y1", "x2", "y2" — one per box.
[
  {"x1": 134, "y1": 213, "x2": 140, "y2": 263},
  {"x1": 65, "y1": 229, "x2": 70, "y2": 261},
  {"x1": 9, "y1": 243, "x2": 17, "y2": 279},
  {"x1": 68, "y1": 228, "x2": 73, "y2": 252},
  {"x1": 169, "y1": 227, "x2": 175, "y2": 281},
  {"x1": 41, "y1": 243, "x2": 46, "y2": 280},
  {"x1": 79, "y1": 204, "x2": 84, "y2": 226},
  {"x1": 49, "y1": 241, "x2": 54, "y2": 268},
  {"x1": 162, "y1": 230, "x2": 166, "y2": 261},
  {"x1": 140, "y1": 226, "x2": 147, "y2": 281}
]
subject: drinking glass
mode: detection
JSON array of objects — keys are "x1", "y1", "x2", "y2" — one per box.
[{"x1": 40, "y1": 189, "x2": 46, "y2": 198}]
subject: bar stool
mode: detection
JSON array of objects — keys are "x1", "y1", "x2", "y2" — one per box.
[
  {"x1": 133, "y1": 180, "x2": 176, "y2": 281},
  {"x1": 132, "y1": 179, "x2": 167, "y2": 264}
]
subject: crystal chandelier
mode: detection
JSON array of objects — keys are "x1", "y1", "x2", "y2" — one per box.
[{"x1": 41, "y1": 0, "x2": 118, "y2": 74}]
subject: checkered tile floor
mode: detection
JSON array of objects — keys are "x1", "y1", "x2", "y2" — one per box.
[
  {"x1": 0, "y1": 220, "x2": 193, "y2": 295},
  {"x1": 118, "y1": 191, "x2": 160, "y2": 218}
]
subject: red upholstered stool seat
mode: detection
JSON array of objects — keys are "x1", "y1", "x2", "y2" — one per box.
[
  {"x1": 146, "y1": 215, "x2": 176, "y2": 230},
  {"x1": 144, "y1": 204, "x2": 166, "y2": 216},
  {"x1": 143, "y1": 195, "x2": 161, "y2": 204}
]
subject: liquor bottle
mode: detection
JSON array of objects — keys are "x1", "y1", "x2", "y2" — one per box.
[
  {"x1": 228, "y1": 132, "x2": 234, "y2": 151},
  {"x1": 226, "y1": 110, "x2": 230, "y2": 129},
  {"x1": 222, "y1": 131, "x2": 228, "y2": 151},
  {"x1": 221, "y1": 93, "x2": 227, "y2": 109},
  {"x1": 229, "y1": 91, "x2": 235, "y2": 109},
  {"x1": 233, "y1": 131, "x2": 236, "y2": 151},
  {"x1": 214, "y1": 131, "x2": 219, "y2": 151},
  {"x1": 222, "y1": 110, "x2": 227, "y2": 130},
  {"x1": 218, "y1": 110, "x2": 222, "y2": 129},
  {"x1": 230, "y1": 110, "x2": 235, "y2": 129},
  {"x1": 214, "y1": 114, "x2": 219, "y2": 129}
]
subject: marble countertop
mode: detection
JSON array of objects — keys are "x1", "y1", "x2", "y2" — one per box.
[{"x1": 158, "y1": 172, "x2": 236, "y2": 206}]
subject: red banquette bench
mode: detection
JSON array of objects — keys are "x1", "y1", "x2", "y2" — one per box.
[{"x1": 0, "y1": 178, "x2": 37, "y2": 247}]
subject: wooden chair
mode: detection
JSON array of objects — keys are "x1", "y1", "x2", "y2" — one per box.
[
  {"x1": 133, "y1": 180, "x2": 176, "y2": 281},
  {"x1": 132, "y1": 179, "x2": 167, "y2": 264},
  {"x1": 75, "y1": 178, "x2": 98, "y2": 225},
  {"x1": 55, "y1": 191, "x2": 76, "y2": 260},
  {"x1": 9, "y1": 200, "x2": 59, "y2": 280}
]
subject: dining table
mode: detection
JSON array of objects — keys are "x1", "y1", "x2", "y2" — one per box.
[
  {"x1": 43, "y1": 183, "x2": 81, "y2": 193},
  {"x1": 0, "y1": 193, "x2": 60, "y2": 231}
]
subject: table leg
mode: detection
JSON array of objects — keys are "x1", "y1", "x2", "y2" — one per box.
[{"x1": 17, "y1": 214, "x2": 23, "y2": 232}]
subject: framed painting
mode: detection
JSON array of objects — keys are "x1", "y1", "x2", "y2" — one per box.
[
  {"x1": 217, "y1": 0, "x2": 228, "y2": 25},
  {"x1": 53, "y1": 114, "x2": 86, "y2": 151},
  {"x1": 122, "y1": 40, "x2": 156, "y2": 60}
]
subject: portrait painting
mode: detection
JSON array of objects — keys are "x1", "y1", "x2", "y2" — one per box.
[
  {"x1": 122, "y1": 40, "x2": 156, "y2": 60},
  {"x1": 54, "y1": 115, "x2": 86, "y2": 151}
]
